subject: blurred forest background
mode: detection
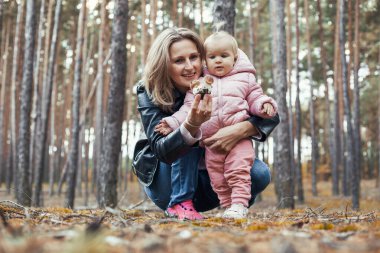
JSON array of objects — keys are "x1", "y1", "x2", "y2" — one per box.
[{"x1": 0, "y1": 0, "x2": 379, "y2": 211}]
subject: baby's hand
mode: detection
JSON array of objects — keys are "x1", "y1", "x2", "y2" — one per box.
[
  {"x1": 154, "y1": 121, "x2": 173, "y2": 136},
  {"x1": 261, "y1": 103, "x2": 275, "y2": 117}
]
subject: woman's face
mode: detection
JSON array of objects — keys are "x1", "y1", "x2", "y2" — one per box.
[{"x1": 168, "y1": 39, "x2": 202, "y2": 93}]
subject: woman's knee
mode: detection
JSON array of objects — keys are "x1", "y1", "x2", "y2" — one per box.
[
  {"x1": 144, "y1": 185, "x2": 170, "y2": 210},
  {"x1": 251, "y1": 158, "x2": 271, "y2": 193}
]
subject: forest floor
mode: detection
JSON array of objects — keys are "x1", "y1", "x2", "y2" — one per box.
[{"x1": 0, "y1": 179, "x2": 379, "y2": 253}]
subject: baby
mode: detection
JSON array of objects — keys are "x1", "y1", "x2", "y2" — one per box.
[{"x1": 156, "y1": 31, "x2": 277, "y2": 219}]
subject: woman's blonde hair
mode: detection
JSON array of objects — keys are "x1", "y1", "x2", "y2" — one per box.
[{"x1": 143, "y1": 28, "x2": 205, "y2": 112}]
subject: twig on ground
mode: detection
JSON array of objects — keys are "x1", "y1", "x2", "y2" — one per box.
[
  {"x1": 62, "y1": 214, "x2": 96, "y2": 220},
  {"x1": 86, "y1": 210, "x2": 108, "y2": 234},
  {"x1": 0, "y1": 200, "x2": 26, "y2": 210},
  {"x1": 127, "y1": 197, "x2": 147, "y2": 210}
]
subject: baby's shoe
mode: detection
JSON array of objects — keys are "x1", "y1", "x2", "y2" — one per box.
[
  {"x1": 222, "y1": 203, "x2": 248, "y2": 219},
  {"x1": 165, "y1": 200, "x2": 204, "y2": 220}
]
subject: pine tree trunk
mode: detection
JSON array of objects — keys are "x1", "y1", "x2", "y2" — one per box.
[
  {"x1": 2, "y1": 19, "x2": 11, "y2": 193},
  {"x1": 10, "y1": 0, "x2": 25, "y2": 196},
  {"x1": 33, "y1": 0, "x2": 62, "y2": 206},
  {"x1": 0, "y1": 0, "x2": 3, "y2": 46},
  {"x1": 212, "y1": 0, "x2": 235, "y2": 35},
  {"x1": 140, "y1": 0, "x2": 148, "y2": 66},
  {"x1": 172, "y1": 0, "x2": 177, "y2": 26},
  {"x1": 77, "y1": 18, "x2": 91, "y2": 201},
  {"x1": 94, "y1": 0, "x2": 106, "y2": 202},
  {"x1": 150, "y1": 0, "x2": 157, "y2": 43},
  {"x1": 30, "y1": 0, "x2": 46, "y2": 187},
  {"x1": 248, "y1": 0, "x2": 254, "y2": 62},
  {"x1": 48, "y1": 57, "x2": 59, "y2": 196},
  {"x1": 376, "y1": 92, "x2": 380, "y2": 188},
  {"x1": 270, "y1": 0, "x2": 294, "y2": 209},
  {"x1": 333, "y1": 0, "x2": 343, "y2": 196},
  {"x1": 316, "y1": 0, "x2": 336, "y2": 196},
  {"x1": 17, "y1": 0, "x2": 36, "y2": 207},
  {"x1": 352, "y1": 0, "x2": 361, "y2": 186},
  {"x1": 82, "y1": 55, "x2": 91, "y2": 205},
  {"x1": 338, "y1": 0, "x2": 358, "y2": 210},
  {"x1": 179, "y1": 0, "x2": 184, "y2": 27},
  {"x1": 65, "y1": 0, "x2": 86, "y2": 209},
  {"x1": 378, "y1": 48, "x2": 380, "y2": 188},
  {"x1": 98, "y1": 0, "x2": 128, "y2": 208},
  {"x1": 124, "y1": 19, "x2": 138, "y2": 191},
  {"x1": 0, "y1": 18, "x2": 10, "y2": 188},
  {"x1": 285, "y1": 0, "x2": 295, "y2": 199},
  {"x1": 199, "y1": 0, "x2": 204, "y2": 39},
  {"x1": 304, "y1": 0, "x2": 318, "y2": 197},
  {"x1": 294, "y1": 0, "x2": 304, "y2": 203}
]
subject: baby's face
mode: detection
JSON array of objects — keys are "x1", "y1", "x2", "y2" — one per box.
[{"x1": 205, "y1": 40, "x2": 236, "y2": 77}]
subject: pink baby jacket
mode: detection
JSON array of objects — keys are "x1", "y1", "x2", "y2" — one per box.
[{"x1": 164, "y1": 49, "x2": 278, "y2": 139}]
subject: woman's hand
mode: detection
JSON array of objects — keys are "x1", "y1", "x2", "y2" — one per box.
[
  {"x1": 184, "y1": 94, "x2": 212, "y2": 136},
  {"x1": 203, "y1": 121, "x2": 258, "y2": 153}
]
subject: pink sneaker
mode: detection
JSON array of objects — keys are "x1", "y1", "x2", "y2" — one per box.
[{"x1": 165, "y1": 200, "x2": 204, "y2": 220}]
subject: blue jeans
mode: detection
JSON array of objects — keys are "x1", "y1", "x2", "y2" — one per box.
[{"x1": 144, "y1": 147, "x2": 271, "y2": 212}]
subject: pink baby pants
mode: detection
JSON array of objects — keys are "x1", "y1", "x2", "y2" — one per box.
[{"x1": 205, "y1": 139, "x2": 254, "y2": 207}]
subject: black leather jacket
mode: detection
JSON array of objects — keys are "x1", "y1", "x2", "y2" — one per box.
[{"x1": 132, "y1": 82, "x2": 280, "y2": 186}]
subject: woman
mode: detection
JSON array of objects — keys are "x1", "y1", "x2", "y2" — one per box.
[{"x1": 133, "y1": 27, "x2": 279, "y2": 220}]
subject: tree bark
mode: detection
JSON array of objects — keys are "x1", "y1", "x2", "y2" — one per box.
[
  {"x1": 82, "y1": 34, "x2": 93, "y2": 206},
  {"x1": 65, "y1": 0, "x2": 86, "y2": 209},
  {"x1": 352, "y1": 0, "x2": 361, "y2": 188},
  {"x1": 338, "y1": 0, "x2": 358, "y2": 210},
  {"x1": 17, "y1": 0, "x2": 36, "y2": 207},
  {"x1": 333, "y1": 0, "x2": 343, "y2": 196},
  {"x1": 212, "y1": 0, "x2": 235, "y2": 35},
  {"x1": 94, "y1": 0, "x2": 106, "y2": 202},
  {"x1": 376, "y1": 87, "x2": 380, "y2": 188},
  {"x1": 98, "y1": 0, "x2": 128, "y2": 208},
  {"x1": 285, "y1": 0, "x2": 296, "y2": 201},
  {"x1": 0, "y1": 0, "x2": 3, "y2": 47},
  {"x1": 48, "y1": 55, "x2": 59, "y2": 196},
  {"x1": 140, "y1": 0, "x2": 148, "y2": 66},
  {"x1": 0, "y1": 17, "x2": 10, "y2": 189},
  {"x1": 124, "y1": 19, "x2": 138, "y2": 191},
  {"x1": 248, "y1": 0, "x2": 254, "y2": 62},
  {"x1": 172, "y1": 0, "x2": 178, "y2": 26},
  {"x1": 294, "y1": 0, "x2": 304, "y2": 203},
  {"x1": 378, "y1": 48, "x2": 380, "y2": 188},
  {"x1": 30, "y1": 0, "x2": 46, "y2": 187},
  {"x1": 150, "y1": 0, "x2": 157, "y2": 43},
  {"x1": 179, "y1": 0, "x2": 184, "y2": 27},
  {"x1": 33, "y1": 0, "x2": 62, "y2": 206},
  {"x1": 270, "y1": 0, "x2": 294, "y2": 209},
  {"x1": 304, "y1": 0, "x2": 318, "y2": 197},
  {"x1": 199, "y1": 0, "x2": 204, "y2": 39},
  {"x1": 10, "y1": 0, "x2": 25, "y2": 196},
  {"x1": 316, "y1": 0, "x2": 336, "y2": 196}
]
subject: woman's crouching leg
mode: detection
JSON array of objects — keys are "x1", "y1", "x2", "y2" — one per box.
[
  {"x1": 248, "y1": 158, "x2": 271, "y2": 207},
  {"x1": 144, "y1": 162, "x2": 172, "y2": 210},
  {"x1": 144, "y1": 147, "x2": 203, "y2": 210}
]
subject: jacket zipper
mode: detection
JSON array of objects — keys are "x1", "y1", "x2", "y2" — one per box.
[{"x1": 217, "y1": 78, "x2": 225, "y2": 128}]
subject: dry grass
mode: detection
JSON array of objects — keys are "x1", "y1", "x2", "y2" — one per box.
[{"x1": 0, "y1": 179, "x2": 379, "y2": 253}]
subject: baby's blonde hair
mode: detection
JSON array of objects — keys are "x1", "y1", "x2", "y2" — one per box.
[{"x1": 204, "y1": 31, "x2": 238, "y2": 55}]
